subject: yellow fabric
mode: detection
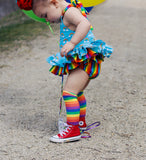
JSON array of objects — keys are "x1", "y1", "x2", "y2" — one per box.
[{"x1": 71, "y1": 0, "x2": 106, "y2": 7}]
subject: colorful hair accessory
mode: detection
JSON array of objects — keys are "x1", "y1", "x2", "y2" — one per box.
[
  {"x1": 16, "y1": 0, "x2": 54, "y2": 34},
  {"x1": 17, "y1": 0, "x2": 33, "y2": 10}
]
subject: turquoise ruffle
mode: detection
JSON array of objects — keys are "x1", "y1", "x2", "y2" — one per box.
[{"x1": 46, "y1": 39, "x2": 113, "y2": 67}]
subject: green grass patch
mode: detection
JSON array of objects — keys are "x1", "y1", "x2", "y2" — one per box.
[
  {"x1": 0, "y1": 10, "x2": 58, "y2": 53},
  {"x1": 0, "y1": 20, "x2": 47, "y2": 41}
]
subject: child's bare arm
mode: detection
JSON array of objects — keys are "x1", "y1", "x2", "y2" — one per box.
[{"x1": 61, "y1": 7, "x2": 91, "y2": 57}]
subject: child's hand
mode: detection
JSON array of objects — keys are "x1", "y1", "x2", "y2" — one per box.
[{"x1": 60, "y1": 41, "x2": 75, "y2": 57}]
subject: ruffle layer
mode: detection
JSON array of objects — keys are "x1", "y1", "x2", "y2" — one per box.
[
  {"x1": 49, "y1": 57, "x2": 102, "y2": 76},
  {"x1": 47, "y1": 39, "x2": 113, "y2": 76}
]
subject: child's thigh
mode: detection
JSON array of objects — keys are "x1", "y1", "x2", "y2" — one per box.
[{"x1": 64, "y1": 68, "x2": 90, "y2": 94}]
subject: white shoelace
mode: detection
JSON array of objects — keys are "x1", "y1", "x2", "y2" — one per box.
[{"x1": 59, "y1": 123, "x2": 72, "y2": 136}]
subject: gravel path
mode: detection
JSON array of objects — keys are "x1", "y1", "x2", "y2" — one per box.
[{"x1": 0, "y1": 0, "x2": 145, "y2": 159}]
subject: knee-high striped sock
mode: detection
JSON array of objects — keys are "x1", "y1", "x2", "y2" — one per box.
[
  {"x1": 63, "y1": 90, "x2": 80, "y2": 126},
  {"x1": 77, "y1": 91, "x2": 86, "y2": 118}
]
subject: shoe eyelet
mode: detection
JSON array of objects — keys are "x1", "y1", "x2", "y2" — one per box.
[{"x1": 79, "y1": 121, "x2": 84, "y2": 126}]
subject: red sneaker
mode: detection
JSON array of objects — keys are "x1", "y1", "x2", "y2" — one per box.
[
  {"x1": 49, "y1": 124, "x2": 81, "y2": 143},
  {"x1": 79, "y1": 117, "x2": 87, "y2": 130}
]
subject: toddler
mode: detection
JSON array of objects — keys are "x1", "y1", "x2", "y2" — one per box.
[{"x1": 17, "y1": 0, "x2": 113, "y2": 143}]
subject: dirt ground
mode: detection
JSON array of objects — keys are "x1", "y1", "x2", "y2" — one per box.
[{"x1": 0, "y1": 0, "x2": 146, "y2": 159}]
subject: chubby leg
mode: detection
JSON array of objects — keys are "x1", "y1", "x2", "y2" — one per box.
[
  {"x1": 64, "y1": 68, "x2": 90, "y2": 94},
  {"x1": 63, "y1": 68, "x2": 89, "y2": 126},
  {"x1": 49, "y1": 69, "x2": 90, "y2": 143},
  {"x1": 77, "y1": 91, "x2": 87, "y2": 129}
]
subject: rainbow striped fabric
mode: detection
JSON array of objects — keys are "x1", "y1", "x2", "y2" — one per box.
[
  {"x1": 77, "y1": 91, "x2": 86, "y2": 118},
  {"x1": 63, "y1": 91, "x2": 80, "y2": 125},
  {"x1": 49, "y1": 48, "x2": 102, "y2": 79},
  {"x1": 63, "y1": 0, "x2": 88, "y2": 18}
]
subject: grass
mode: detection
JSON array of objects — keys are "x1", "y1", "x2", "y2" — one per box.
[{"x1": 0, "y1": 10, "x2": 58, "y2": 53}]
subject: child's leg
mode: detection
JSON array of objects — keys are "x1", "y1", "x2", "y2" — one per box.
[
  {"x1": 64, "y1": 68, "x2": 90, "y2": 94},
  {"x1": 78, "y1": 91, "x2": 86, "y2": 118},
  {"x1": 77, "y1": 91, "x2": 87, "y2": 129},
  {"x1": 63, "y1": 90, "x2": 80, "y2": 125},
  {"x1": 63, "y1": 68, "x2": 89, "y2": 125},
  {"x1": 50, "y1": 68, "x2": 90, "y2": 143}
]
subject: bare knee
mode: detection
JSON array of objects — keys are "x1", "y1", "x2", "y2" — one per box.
[{"x1": 64, "y1": 68, "x2": 89, "y2": 94}]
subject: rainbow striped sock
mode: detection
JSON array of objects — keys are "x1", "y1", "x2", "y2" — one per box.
[
  {"x1": 77, "y1": 91, "x2": 86, "y2": 118},
  {"x1": 63, "y1": 91, "x2": 80, "y2": 126}
]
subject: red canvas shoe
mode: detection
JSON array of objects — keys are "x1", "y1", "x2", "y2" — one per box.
[
  {"x1": 79, "y1": 117, "x2": 87, "y2": 130},
  {"x1": 49, "y1": 124, "x2": 81, "y2": 143}
]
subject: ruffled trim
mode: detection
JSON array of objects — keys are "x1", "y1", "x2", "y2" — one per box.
[
  {"x1": 46, "y1": 39, "x2": 113, "y2": 76},
  {"x1": 49, "y1": 57, "x2": 102, "y2": 76}
]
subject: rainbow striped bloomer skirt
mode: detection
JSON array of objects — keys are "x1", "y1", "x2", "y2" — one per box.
[{"x1": 47, "y1": 40, "x2": 113, "y2": 79}]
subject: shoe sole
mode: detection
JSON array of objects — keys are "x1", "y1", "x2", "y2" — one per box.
[{"x1": 50, "y1": 135, "x2": 81, "y2": 143}]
